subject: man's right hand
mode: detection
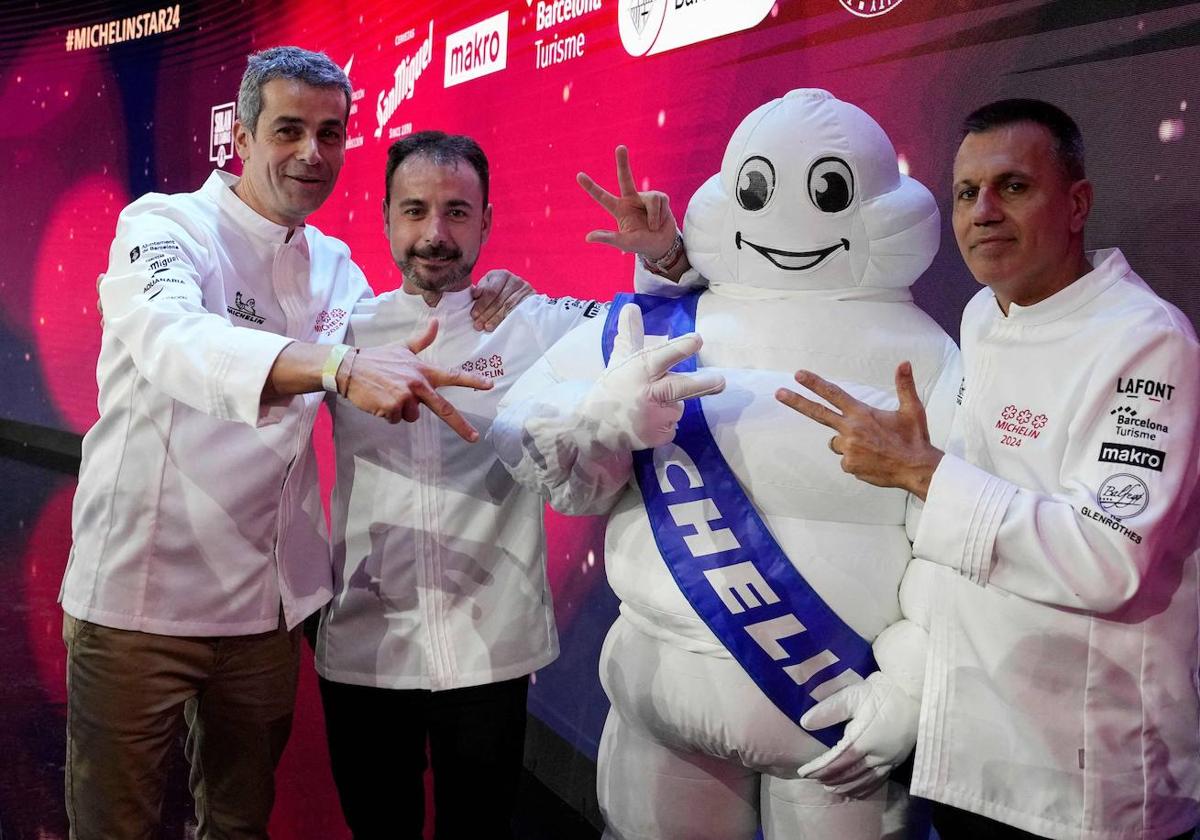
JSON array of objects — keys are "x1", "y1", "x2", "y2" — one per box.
[{"x1": 341, "y1": 319, "x2": 492, "y2": 440}]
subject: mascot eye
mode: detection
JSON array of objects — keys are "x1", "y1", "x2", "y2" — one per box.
[
  {"x1": 807, "y1": 157, "x2": 855, "y2": 213},
  {"x1": 735, "y1": 156, "x2": 776, "y2": 211}
]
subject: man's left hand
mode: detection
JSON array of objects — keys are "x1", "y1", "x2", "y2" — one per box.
[
  {"x1": 578, "y1": 145, "x2": 681, "y2": 268},
  {"x1": 775, "y1": 362, "x2": 944, "y2": 499},
  {"x1": 470, "y1": 270, "x2": 535, "y2": 332}
]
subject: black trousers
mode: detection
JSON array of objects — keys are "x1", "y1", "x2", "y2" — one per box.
[
  {"x1": 318, "y1": 674, "x2": 530, "y2": 840},
  {"x1": 931, "y1": 803, "x2": 1196, "y2": 840}
]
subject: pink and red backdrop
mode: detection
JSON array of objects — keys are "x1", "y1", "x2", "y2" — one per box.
[{"x1": 2, "y1": 0, "x2": 1198, "y2": 836}]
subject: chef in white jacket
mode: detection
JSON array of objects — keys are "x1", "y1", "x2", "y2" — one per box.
[
  {"x1": 314, "y1": 130, "x2": 692, "y2": 839},
  {"x1": 60, "y1": 49, "x2": 495, "y2": 838},
  {"x1": 781, "y1": 99, "x2": 1200, "y2": 840}
]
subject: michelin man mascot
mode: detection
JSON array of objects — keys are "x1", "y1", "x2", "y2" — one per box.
[{"x1": 492, "y1": 89, "x2": 960, "y2": 839}]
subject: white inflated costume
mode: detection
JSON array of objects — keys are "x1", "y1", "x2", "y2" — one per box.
[{"x1": 492, "y1": 89, "x2": 960, "y2": 839}]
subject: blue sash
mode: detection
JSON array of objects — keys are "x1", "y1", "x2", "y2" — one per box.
[{"x1": 602, "y1": 292, "x2": 877, "y2": 746}]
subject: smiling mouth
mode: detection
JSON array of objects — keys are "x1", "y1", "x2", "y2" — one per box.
[{"x1": 735, "y1": 233, "x2": 849, "y2": 271}]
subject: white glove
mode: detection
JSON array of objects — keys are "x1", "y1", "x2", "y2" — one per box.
[
  {"x1": 796, "y1": 671, "x2": 919, "y2": 797},
  {"x1": 581, "y1": 303, "x2": 725, "y2": 450}
]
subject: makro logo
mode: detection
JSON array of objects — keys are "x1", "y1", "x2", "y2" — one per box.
[
  {"x1": 445, "y1": 12, "x2": 508, "y2": 88},
  {"x1": 618, "y1": 0, "x2": 772, "y2": 57},
  {"x1": 376, "y1": 21, "x2": 434, "y2": 139},
  {"x1": 209, "y1": 102, "x2": 235, "y2": 168},
  {"x1": 1099, "y1": 442, "x2": 1166, "y2": 472},
  {"x1": 838, "y1": 0, "x2": 906, "y2": 17}
]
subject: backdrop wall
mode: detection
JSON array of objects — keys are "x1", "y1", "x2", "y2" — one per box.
[{"x1": 2, "y1": 0, "x2": 1198, "y2": 834}]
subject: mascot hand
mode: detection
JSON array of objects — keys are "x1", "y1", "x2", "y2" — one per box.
[
  {"x1": 581, "y1": 304, "x2": 724, "y2": 450},
  {"x1": 796, "y1": 671, "x2": 919, "y2": 797}
]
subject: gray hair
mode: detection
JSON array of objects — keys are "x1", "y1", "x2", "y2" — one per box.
[{"x1": 237, "y1": 46, "x2": 351, "y2": 135}]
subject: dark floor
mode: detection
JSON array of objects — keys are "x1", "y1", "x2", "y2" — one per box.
[{"x1": 0, "y1": 448, "x2": 599, "y2": 840}]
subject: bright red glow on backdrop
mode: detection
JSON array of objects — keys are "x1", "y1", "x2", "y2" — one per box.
[{"x1": 2, "y1": 0, "x2": 1199, "y2": 835}]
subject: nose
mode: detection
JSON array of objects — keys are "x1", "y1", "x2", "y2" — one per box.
[
  {"x1": 972, "y1": 186, "x2": 1003, "y2": 225},
  {"x1": 295, "y1": 134, "x2": 321, "y2": 165},
  {"x1": 423, "y1": 213, "x2": 449, "y2": 244}
]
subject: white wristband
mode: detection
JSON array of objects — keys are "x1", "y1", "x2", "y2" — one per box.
[{"x1": 321, "y1": 344, "x2": 353, "y2": 393}]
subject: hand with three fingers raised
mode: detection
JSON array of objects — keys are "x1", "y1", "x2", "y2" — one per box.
[{"x1": 577, "y1": 145, "x2": 687, "y2": 278}]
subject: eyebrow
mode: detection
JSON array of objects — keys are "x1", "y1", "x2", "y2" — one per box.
[
  {"x1": 394, "y1": 197, "x2": 477, "y2": 210},
  {"x1": 954, "y1": 169, "x2": 1031, "y2": 188},
  {"x1": 270, "y1": 116, "x2": 346, "y2": 129}
]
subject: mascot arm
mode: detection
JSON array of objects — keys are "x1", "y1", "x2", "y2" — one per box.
[
  {"x1": 491, "y1": 318, "x2": 636, "y2": 516},
  {"x1": 797, "y1": 481, "x2": 945, "y2": 796},
  {"x1": 492, "y1": 305, "x2": 723, "y2": 515},
  {"x1": 795, "y1": 602, "x2": 926, "y2": 797}
]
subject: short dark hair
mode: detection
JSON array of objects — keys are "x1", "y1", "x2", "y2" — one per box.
[
  {"x1": 385, "y1": 131, "x2": 490, "y2": 207},
  {"x1": 238, "y1": 47, "x2": 351, "y2": 136},
  {"x1": 962, "y1": 98, "x2": 1086, "y2": 182}
]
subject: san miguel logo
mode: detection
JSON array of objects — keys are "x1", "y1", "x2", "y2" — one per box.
[
  {"x1": 375, "y1": 22, "x2": 434, "y2": 139},
  {"x1": 838, "y1": 0, "x2": 906, "y2": 17}
]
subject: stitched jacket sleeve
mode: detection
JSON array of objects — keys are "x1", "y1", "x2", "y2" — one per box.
[
  {"x1": 100, "y1": 201, "x2": 293, "y2": 427},
  {"x1": 491, "y1": 316, "x2": 634, "y2": 515},
  {"x1": 914, "y1": 318, "x2": 1200, "y2": 613},
  {"x1": 521, "y1": 294, "x2": 611, "y2": 353}
]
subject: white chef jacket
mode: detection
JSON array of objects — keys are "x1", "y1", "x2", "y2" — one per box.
[
  {"x1": 910, "y1": 249, "x2": 1200, "y2": 840},
  {"x1": 315, "y1": 289, "x2": 607, "y2": 690},
  {"x1": 62, "y1": 170, "x2": 370, "y2": 636}
]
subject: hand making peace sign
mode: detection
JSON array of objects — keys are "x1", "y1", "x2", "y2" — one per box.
[
  {"x1": 775, "y1": 362, "x2": 945, "y2": 500},
  {"x1": 577, "y1": 145, "x2": 686, "y2": 275}
]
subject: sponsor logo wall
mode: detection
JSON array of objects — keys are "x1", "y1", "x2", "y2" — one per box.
[{"x1": 1, "y1": 1, "x2": 1199, "y2": 834}]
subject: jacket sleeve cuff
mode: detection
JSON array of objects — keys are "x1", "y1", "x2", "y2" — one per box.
[
  {"x1": 914, "y1": 453, "x2": 1018, "y2": 586},
  {"x1": 206, "y1": 330, "x2": 295, "y2": 427},
  {"x1": 632, "y1": 260, "x2": 704, "y2": 298}
]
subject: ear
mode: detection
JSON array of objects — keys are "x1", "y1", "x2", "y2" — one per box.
[
  {"x1": 480, "y1": 203, "x2": 493, "y2": 246},
  {"x1": 1068, "y1": 178, "x2": 1093, "y2": 235},
  {"x1": 382, "y1": 198, "x2": 390, "y2": 235},
  {"x1": 233, "y1": 119, "x2": 252, "y2": 163}
]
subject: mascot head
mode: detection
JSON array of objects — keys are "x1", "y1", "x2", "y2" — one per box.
[{"x1": 684, "y1": 89, "x2": 939, "y2": 291}]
